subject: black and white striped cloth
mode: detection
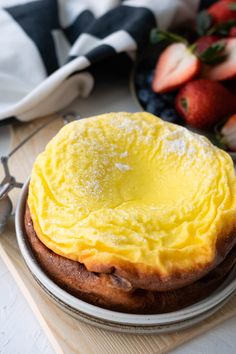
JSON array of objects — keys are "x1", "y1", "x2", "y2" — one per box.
[{"x1": 0, "y1": 0, "x2": 206, "y2": 121}]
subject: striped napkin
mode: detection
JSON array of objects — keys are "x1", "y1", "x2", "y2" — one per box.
[{"x1": 0, "y1": 0, "x2": 204, "y2": 121}]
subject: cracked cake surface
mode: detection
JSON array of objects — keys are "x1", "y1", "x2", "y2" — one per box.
[{"x1": 27, "y1": 112, "x2": 236, "y2": 292}]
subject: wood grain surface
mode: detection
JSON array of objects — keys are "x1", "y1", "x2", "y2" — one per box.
[{"x1": 1, "y1": 115, "x2": 236, "y2": 354}]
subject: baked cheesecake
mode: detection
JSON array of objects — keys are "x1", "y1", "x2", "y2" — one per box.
[{"x1": 25, "y1": 112, "x2": 236, "y2": 313}]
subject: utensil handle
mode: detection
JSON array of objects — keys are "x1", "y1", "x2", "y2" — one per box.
[{"x1": 0, "y1": 113, "x2": 79, "y2": 199}]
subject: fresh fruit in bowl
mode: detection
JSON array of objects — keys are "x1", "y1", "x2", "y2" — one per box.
[
  {"x1": 175, "y1": 79, "x2": 236, "y2": 129},
  {"x1": 133, "y1": 0, "x2": 236, "y2": 152},
  {"x1": 229, "y1": 26, "x2": 236, "y2": 36},
  {"x1": 207, "y1": 0, "x2": 236, "y2": 25},
  {"x1": 134, "y1": 67, "x2": 181, "y2": 123},
  {"x1": 151, "y1": 42, "x2": 201, "y2": 93},
  {"x1": 218, "y1": 114, "x2": 236, "y2": 151},
  {"x1": 195, "y1": 35, "x2": 220, "y2": 54},
  {"x1": 202, "y1": 38, "x2": 236, "y2": 80}
]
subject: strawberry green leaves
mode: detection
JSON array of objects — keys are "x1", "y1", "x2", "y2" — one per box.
[
  {"x1": 196, "y1": 11, "x2": 213, "y2": 36},
  {"x1": 150, "y1": 29, "x2": 188, "y2": 45},
  {"x1": 228, "y1": 3, "x2": 236, "y2": 11},
  {"x1": 209, "y1": 19, "x2": 236, "y2": 35},
  {"x1": 198, "y1": 41, "x2": 226, "y2": 64}
]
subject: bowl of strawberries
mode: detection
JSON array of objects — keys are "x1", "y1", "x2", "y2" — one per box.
[{"x1": 132, "y1": 0, "x2": 236, "y2": 157}]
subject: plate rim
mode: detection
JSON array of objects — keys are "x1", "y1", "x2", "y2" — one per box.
[
  {"x1": 15, "y1": 179, "x2": 236, "y2": 326},
  {"x1": 28, "y1": 270, "x2": 235, "y2": 334}
]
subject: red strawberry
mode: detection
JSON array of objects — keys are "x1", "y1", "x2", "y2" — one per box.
[
  {"x1": 220, "y1": 114, "x2": 236, "y2": 151},
  {"x1": 152, "y1": 43, "x2": 200, "y2": 93},
  {"x1": 208, "y1": 0, "x2": 236, "y2": 24},
  {"x1": 229, "y1": 26, "x2": 236, "y2": 36},
  {"x1": 202, "y1": 38, "x2": 236, "y2": 81},
  {"x1": 195, "y1": 35, "x2": 220, "y2": 55},
  {"x1": 175, "y1": 79, "x2": 236, "y2": 129}
]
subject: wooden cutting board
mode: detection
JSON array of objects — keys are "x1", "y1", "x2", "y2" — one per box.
[{"x1": 1, "y1": 115, "x2": 236, "y2": 354}]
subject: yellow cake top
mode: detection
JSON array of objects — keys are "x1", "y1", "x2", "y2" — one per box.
[{"x1": 28, "y1": 112, "x2": 236, "y2": 281}]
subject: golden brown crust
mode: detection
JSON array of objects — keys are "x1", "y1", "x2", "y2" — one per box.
[
  {"x1": 24, "y1": 204, "x2": 236, "y2": 314},
  {"x1": 107, "y1": 227, "x2": 236, "y2": 292},
  {"x1": 28, "y1": 199, "x2": 236, "y2": 292}
]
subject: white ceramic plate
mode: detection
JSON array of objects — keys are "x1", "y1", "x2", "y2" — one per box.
[{"x1": 15, "y1": 180, "x2": 236, "y2": 334}]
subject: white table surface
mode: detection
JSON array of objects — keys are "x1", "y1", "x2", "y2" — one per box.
[{"x1": 1, "y1": 77, "x2": 236, "y2": 354}]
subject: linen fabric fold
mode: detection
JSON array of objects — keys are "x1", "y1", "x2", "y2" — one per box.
[{"x1": 0, "y1": 0, "x2": 200, "y2": 121}]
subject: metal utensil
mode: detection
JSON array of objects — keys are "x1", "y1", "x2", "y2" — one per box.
[
  {"x1": 0, "y1": 196, "x2": 12, "y2": 233},
  {"x1": 0, "y1": 155, "x2": 23, "y2": 234},
  {"x1": 0, "y1": 113, "x2": 79, "y2": 233}
]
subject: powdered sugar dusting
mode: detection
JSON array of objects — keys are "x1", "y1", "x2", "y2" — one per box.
[
  {"x1": 68, "y1": 115, "x2": 217, "y2": 200},
  {"x1": 120, "y1": 151, "x2": 128, "y2": 158},
  {"x1": 70, "y1": 134, "x2": 132, "y2": 198},
  {"x1": 165, "y1": 139, "x2": 187, "y2": 157},
  {"x1": 163, "y1": 129, "x2": 192, "y2": 158},
  {"x1": 162, "y1": 127, "x2": 214, "y2": 160},
  {"x1": 82, "y1": 179, "x2": 101, "y2": 196},
  {"x1": 115, "y1": 163, "x2": 131, "y2": 172},
  {"x1": 109, "y1": 114, "x2": 156, "y2": 146},
  {"x1": 68, "y1": 139, "x2": 115, "y2": 198},
  {"x1": 110, "y1": 116, "x2": 143, "y2": 134}
]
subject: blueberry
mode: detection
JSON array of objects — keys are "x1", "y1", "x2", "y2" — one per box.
[
  {"x1": 138, "y1": 88, "x2": 152, "y2": 104},
  {"x1": 161, "y1": 108, "x2": 179, "y2": 123},
  {"x1": 146, "y1": 97, "x2": 166, "y2": 116},
  {"x1": 146, "y1": 70, "x2": 154, "y2": 87},
  {"x1": 135, "y1": 72, "x2": 147, "y2": 87},
  {"x1": 161, "y1": 92, "x2": 176, "y2": 106}
]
